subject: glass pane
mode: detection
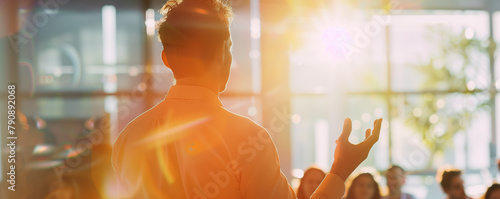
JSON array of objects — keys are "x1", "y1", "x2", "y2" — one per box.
[
  {"x1": 225, "y1": 0, "x2": 256, "y2": 94},
  {"x1": 497, "y1": 94, "x2": 500, "y2": 162},
  {"x1": 291, "y1": 96, "x2": 332, "y2": 172},
  {"x1": 346, "y1": 95, "x2": 389, "y2": 170},
  {"x1": 391, "y1": 93, "x2": 491, "y2": 171},
  {"x1": 289, "y1": 33, "x2": 338, "y2": 94},
  {"x1": 21, "y1": 97, "x2": 106, "y2": 120},
  {"x1": 290, "y1": 7, "x2": 388, "y2": 93},
  {"x1": 17, "y1": 2, "x2": 146, "y2": 94},
  {"x1": 493, "y1": 12, "x2": 500, "y2": 91},
  {"x1": 390, "y1": 10, "x2": 490, "y2": 92}
]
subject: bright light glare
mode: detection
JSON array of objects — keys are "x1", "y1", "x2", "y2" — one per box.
[
  {"x1": 429, "y1": 114, "x2": 439, "y2": 124},
  {"x1": 292, "y1": 168, "x2": 304, "y2": 178},
  {"x1": 250, "y1": 18, "x2": 260, "y2": 39},
  {"x1": 413, "y1": 108, "x2": 422, "y2": 117},
  {"x1": 146, "y1": 8, "x2": 155, "y2": 36},
  {"x1": 314, "y1": 119, "x2": 329, "y2": 170},
  {"x1": 464, "y1": 27, "x2": 475, "y2": 39},
  {"x1": 102, "y1": 5, "x2": 117, "y2": 65}
]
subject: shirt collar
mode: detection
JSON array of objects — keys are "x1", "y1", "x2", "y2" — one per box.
[{"x1": 165, "y1": 85, "x2": 223, "y2": 107}]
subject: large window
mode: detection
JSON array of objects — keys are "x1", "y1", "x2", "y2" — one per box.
[{"x1": 289, "y1": 6, "x2": 497, "y2": 198}]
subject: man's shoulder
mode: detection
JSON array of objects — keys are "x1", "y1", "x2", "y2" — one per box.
[
  {"x1": 224, "y1": 109, "x2": 266, "y2": 132},
  {"x1": 113, "y1": 104, "x2": 165, "y2": 144},
  {"x1": 220, "y1": 109, "x2": 275, "y2": 146},
  {"x1": 116, "y1": 113, "x2": 152, "y2": 138},
  {"x1": 123, "y1": 101, "x2": 169, "y2": 129}
]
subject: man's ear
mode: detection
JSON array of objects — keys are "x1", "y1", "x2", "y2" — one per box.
[{"x1": 161, "y1": 50, "x2": 170, "y2": 69}]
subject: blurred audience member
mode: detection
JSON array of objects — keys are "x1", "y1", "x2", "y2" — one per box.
[
  {"x1": 345, "y1": 173, "x2": 382, "y2": 199},
  {"x1": 383, "y1": 165, "x2": 415, "y2": 199},
  {"x1": 484, "y1": 183, "x2": 500, "y2": 199},
  {"x1": 439, "y1": 169, "x2": 470, "y2": 199},
  {"x1": 46, "y1": 177, "x2": 78, "y2": 199},
  {"x1": 297, "y1": 167, "x2": 326, "y2": 199}
]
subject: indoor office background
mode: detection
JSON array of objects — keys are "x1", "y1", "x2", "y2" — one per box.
[{"x1": 1, "y1": 0, "x2": 500, "y2": 198}]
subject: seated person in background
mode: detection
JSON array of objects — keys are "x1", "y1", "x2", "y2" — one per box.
[
  {"x1": 383, "y1": 165, "x2": 415, "y2": 199},
  {"x1": 297, "y1": 167, "x2": 327, "y2": 199},
  {"x1": 345, "y1": 173, "x2": 381, "y2": 199},
  {"x1": 484, "y1": 184, "x2": 500, "y2": 199},
  {"x1": 439, "y1": 169, "x2": 471, "y2": 199}
]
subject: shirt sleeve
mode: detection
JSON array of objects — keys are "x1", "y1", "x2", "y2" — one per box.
[
  {"x1": 237, "y1": 127, "x2": 346, "y2": 199},
  {"x1": 237, "y1": 128, "x2": 297, "y2": 199},
  {"x1": 310, "y1": 173, "x2": 346, "y2": 199}
]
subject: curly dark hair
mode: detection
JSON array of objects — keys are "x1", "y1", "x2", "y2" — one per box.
[{"x1": 156, "y1": 0, "x2": 232, "y2": 78}]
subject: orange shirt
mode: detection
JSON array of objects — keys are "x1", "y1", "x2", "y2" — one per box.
[{"x1": 112, "y1": 85, "x2": 345, "y2": 199}]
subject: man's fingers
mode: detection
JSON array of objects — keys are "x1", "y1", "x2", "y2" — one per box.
[
  {"x1": 365, "y1": 129, "x2": 371, "y2": 140},
  {"x1": 339, "y1": 118, "x2": 352, "y2": 142},
  {"x1": 368, "y1": 118, "x2": 382, "y2": 144},
  {"x1": 361, "y1": 118, "x2": 382, "y2": 147}
]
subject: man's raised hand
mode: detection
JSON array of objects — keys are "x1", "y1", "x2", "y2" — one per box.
[{"x1": 330, "y1": 118, "x2": 383, "y2": 181}]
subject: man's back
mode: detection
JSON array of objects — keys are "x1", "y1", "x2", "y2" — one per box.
[
  {"x1": 112, "y1": 85, "x2": 295, "y2": 198},
  {"x1": 128, "y1": 0, "x2": 383, "y2": 197}
]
